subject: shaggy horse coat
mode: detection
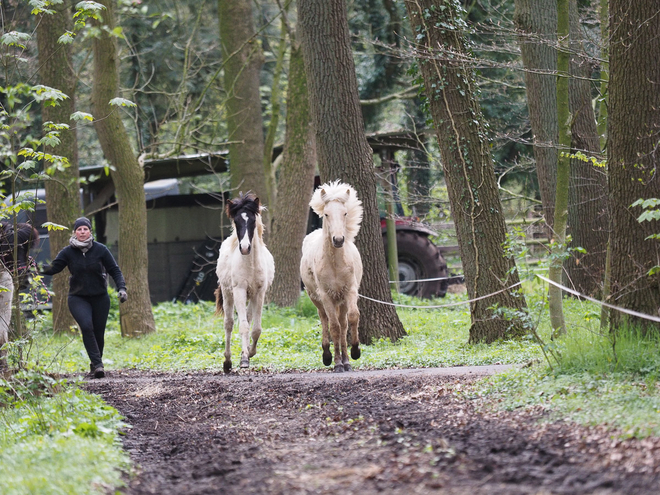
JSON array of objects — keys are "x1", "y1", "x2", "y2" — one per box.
[
  {"x1": 0, "y1": 222, "x2": 39, "y2": 366},
  {"x1": 215, "y1": 193, "x2": 274, "y2": 373},
  {"x1": 300, "y1": 181, "x2": 363, "y2": 372}
]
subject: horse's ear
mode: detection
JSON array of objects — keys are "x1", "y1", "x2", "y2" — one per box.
[
  {"x1": 320, "y1": 188, "x2": 327, "y2": 200},
  {"x1": 254, "y1": 196, "x2": 260, "y2": 211},
  {"x1": 225, "y1": 200, "x2": 234, "y2": 219}
]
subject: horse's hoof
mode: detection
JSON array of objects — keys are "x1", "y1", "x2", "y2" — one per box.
[
  {"x1": 343, "y1": 363, "x2": 352, "y2": 372},
  {"x1": 240, "y1": 358, "x2": 249, "y2": 368},
  {"x1": 322, "y1": 350, "x2": 332, "y2": 366},
  {"x1": 223, "y1": 361, "x2": 232, "y2": 374},
  {"x1": 333, "y1": 364, "x2": 344, "y2": 373},
  {"x1": 351, "y1": 345, "x2": 361, "y2": 360}
]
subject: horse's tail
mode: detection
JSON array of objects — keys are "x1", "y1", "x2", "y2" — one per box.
[{"x1": 214, "y1": 286, "x2": 224, "y2": 316}]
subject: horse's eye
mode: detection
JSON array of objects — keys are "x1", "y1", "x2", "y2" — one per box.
[
  {"x1": 344, "y1": 213, "x2": 347, "y2": 216},
  {"x1": 325, "y1": 214, "x2": 328, "y2": 217}
]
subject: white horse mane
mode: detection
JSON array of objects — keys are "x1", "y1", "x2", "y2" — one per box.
[{"x1": 309, "y1": 180, "x2": 363, "y2": 243}]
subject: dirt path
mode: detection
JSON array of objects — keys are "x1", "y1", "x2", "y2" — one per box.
[{"x1": 86, "y1": 366, "x2": 660, "y2": 495}]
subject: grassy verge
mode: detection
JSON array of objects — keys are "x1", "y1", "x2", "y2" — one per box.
[
  {"x1": 0, "y1": 371, "x2": 130, "y2": 495},
  {"x1": 16, "y1": 280, "x2": 660, "y2": 444},
  {"x1": 477, "y1": 283, "x2": 660, "y2": 438},
  {"x1": 28, "y1": 289, "x2": 543, "y2": 374}
]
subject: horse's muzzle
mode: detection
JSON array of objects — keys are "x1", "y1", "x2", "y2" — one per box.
[
  {"x1": 240, "y1": 246, "x2": 251, "y2": 255},
  {"x1": 332, "y1": 237, "x2": 345, "y2": 248}
]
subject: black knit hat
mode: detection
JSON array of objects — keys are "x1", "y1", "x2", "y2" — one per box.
[{"x1": 73, "y1": 217, "x2": 92, "y2": 231}]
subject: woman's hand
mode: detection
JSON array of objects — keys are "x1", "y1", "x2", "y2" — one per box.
[{"x1": 118, "y1": 290, "x2": 128, "y2": 303}]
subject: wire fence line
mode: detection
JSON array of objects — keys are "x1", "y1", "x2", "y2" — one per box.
[{"x1": 363, "y1": 274, "x2": 660, "y2": 325}]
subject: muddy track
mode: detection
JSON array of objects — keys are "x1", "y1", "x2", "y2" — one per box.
[{"x1": 85, "y1": 367, "x2": 660, "y2": 495}]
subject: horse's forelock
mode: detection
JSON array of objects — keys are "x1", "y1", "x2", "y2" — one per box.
[{"x1": 226, "y1": 192, "x2": 261, "y2": 219}]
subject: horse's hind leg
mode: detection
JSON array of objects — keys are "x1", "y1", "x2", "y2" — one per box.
[
  {"x1": 338, "y1": 304, "x2": 351, "y2": 371},
  {"x1": 347, "y1": 291, "x2": 361, "y2": 361},
  {"x1": 222, "y1": 290, "x2": 235, "y2": 373}
]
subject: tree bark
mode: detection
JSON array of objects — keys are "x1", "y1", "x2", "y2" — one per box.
[
  {"x1": 218, "y1": 0, "x2": 268, "y2": 206},
  {"x1": 405, "y1": 0, "x2": 527, "y2": 343},
  {"x1": 548, "y1": 0, "x2": 571, "y2": 336},
  {"x1": 91, "y1": 0, "x2": 155, "y2": 337},
  {"x1": 298, "y1": 0, "x2": 406, "y2": 344},
  {"x1": 608, "y1": 1, "x2": 660, "y2": 332},
  {"x1": 36, "y1": 0, "x2": 79, "y2": 333},
  {"x1": 514, "y1": 0, "x2": 558, "y2": 236},
  {"x1": 268, "y1": 40, "x2": 317, "y2": 307},
  {"x1": 565, "y1": 0, "x2": 608, "y2": 297}
]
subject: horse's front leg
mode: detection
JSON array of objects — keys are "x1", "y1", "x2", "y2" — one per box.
[
  {"x1": 232, "y1": 286, "x2": 251, "y2": 368},
  {"x1": 320, "y1": 295, "x2": 343, "y2": 373},
  {"x1": 248, "y1": 290, "x2": 266, "y2": 358},
  {"x1": 222, "y1": 290, "x2": 235, "y2": 374},
  {"x1": 346, "y1": 289, "x2": 361, "y2": 362},
  {"x1": 309, "y1": 296, "x2": 332, "y2": 366},
  {"x1": 338, "y1": 303, "x2": 351, "y2": 371}
]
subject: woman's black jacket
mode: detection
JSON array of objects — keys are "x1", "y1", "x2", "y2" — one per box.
[{"x1": 42, "y1": 242, "x2": 126, "y2": 297}]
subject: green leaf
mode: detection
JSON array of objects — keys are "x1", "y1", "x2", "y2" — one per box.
[
  {"x1": 1, "y1": 31, "x2": 31, "y2": 49},
  {"x1": 109, "y1": 97, "x2": 136, "y2": 108},
  {"x1": 70, "y1": 111, "x2": 94, "y2": 122},
  {"x1": 58, "y1": 32, "x2": 75, "y2": 44},
  {"x1": 42, "y1": 221, "x2": 69, "y2": 232},
  {"x1": 33, "y1": 85, "x2": 68, "y2": 104}
]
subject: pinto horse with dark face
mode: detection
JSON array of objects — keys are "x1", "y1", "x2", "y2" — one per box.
[
  {"x1": 0, "y1": 221, "x2": 40, "y2": 367},
  {"x1": 214, "y1": 193, "x2": 274, "y2": 373}
]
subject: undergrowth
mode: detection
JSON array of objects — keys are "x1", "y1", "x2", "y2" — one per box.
[
  {"x1": 0, "y1": 371, "x2": 129, "y2": 494},
  {"x1": 477, "y1": 293, "x2": 660, "y2": 438}
]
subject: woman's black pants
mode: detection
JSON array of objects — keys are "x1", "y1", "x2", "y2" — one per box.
[{"x1": 68, "y1": 293, "x2": 110, "y2": 368}]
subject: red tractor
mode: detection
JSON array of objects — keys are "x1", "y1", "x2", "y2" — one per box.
[{"x1": 380, "y1": 217, "x2": 449, "y2": 299}]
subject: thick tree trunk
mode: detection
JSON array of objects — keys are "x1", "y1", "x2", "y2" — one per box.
[
  {"x1": 91, "y1": 0, "x2": 155, "y2": 337},
  {"x1": 514, "y1": 0, "x2": 558, "y2": 236},
  {"x1": 218, "y1": 0, "x2": 268, "y2": 206},
  {"x1": 269, "y1": 42, "x2": 317, "y2": 307},
  {"x1": 298, "y1": 0, "x2": 406, "y2": 344},
  {"x1": 405, "y1": 0, "x2": 527, "y2": 343},
  {"x1": 36, "y1": 0, "x2": 79, "y2": 333},
  {"x1": 608, "y1": 1, "x2": 660, "y2": 332},
  {"x1": 565, "y1": 0, "x2": 608, "y2": 297}
]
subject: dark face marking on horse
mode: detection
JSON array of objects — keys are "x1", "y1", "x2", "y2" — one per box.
[
  {"x1": 234, "y1": 209, "x2": 256, "y2": 255},
  {"x1": 226, "y1": 192, "x2": 261, "y2": 256}
]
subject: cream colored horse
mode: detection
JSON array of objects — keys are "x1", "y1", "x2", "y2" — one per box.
[
  {"x1": 215, "y1": 193, "x2": 274, "y2": 373},
  {"x1": 300, "y1": 181, "x2": 363, "y2": 372}
]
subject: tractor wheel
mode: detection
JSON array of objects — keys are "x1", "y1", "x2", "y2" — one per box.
[{"x1": 383, "y1": 231, "x2": 448, "y2": 299}]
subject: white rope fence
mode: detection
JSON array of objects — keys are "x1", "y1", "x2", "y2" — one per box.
[
  {"x1": 536, "y1": 274, "x2": 660, "y2": 324},
  {"x1": 359, "y1": 281, "x2": 523, "y2": 309},
  {"x1": 362, "y1": 273, "x2": 660, "y2": 324},
  {"x1": 388, "y1": 275, "x2": 464, "y2": 284}
]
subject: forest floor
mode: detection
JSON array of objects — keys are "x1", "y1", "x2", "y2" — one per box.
[{"x1": 85, "y1": 366, "x2": 660, "y2": 495}]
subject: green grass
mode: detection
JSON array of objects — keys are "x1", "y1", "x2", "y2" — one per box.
[
  {"x1": 0, "y1": 371, "x2": 130, "y2": 495},
  {"x1": 477, "y1": 288, "x2": 660, "y2": 438},
  {"x1": 24, "y1": 289, "x2": 544, "y2": 374}
]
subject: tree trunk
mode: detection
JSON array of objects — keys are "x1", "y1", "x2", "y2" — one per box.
[
  {"x1": 218, "y1": 0, "x2": 268, "y2": 207},
  {"x1": 405, "y1": 0, "x2": 527, "y2": 343},
  {"x1": 608, "y1": 1, "x2": 660, "y2": 332},
  {"x1": 298, "y1": 0, "x2": 406, "y2": 344},
  {"x1": 514, "y1": 0, "x2": 558, "y2": 236},
  {"x1": 548, "y1": 0, "x2": 571, "y2": 336},
  {"x1": 36, "y1": 0, "x2": 79, "y2": 333},
  {"x1": 565, "y1": 0, "x2": 608, "y2": 297},
  {"x1": 269, "y1": 41, "x2": 317, "y2": 307},
  {"x1": 91, "y1": 0, "x2": 155, "y2": 337}
]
